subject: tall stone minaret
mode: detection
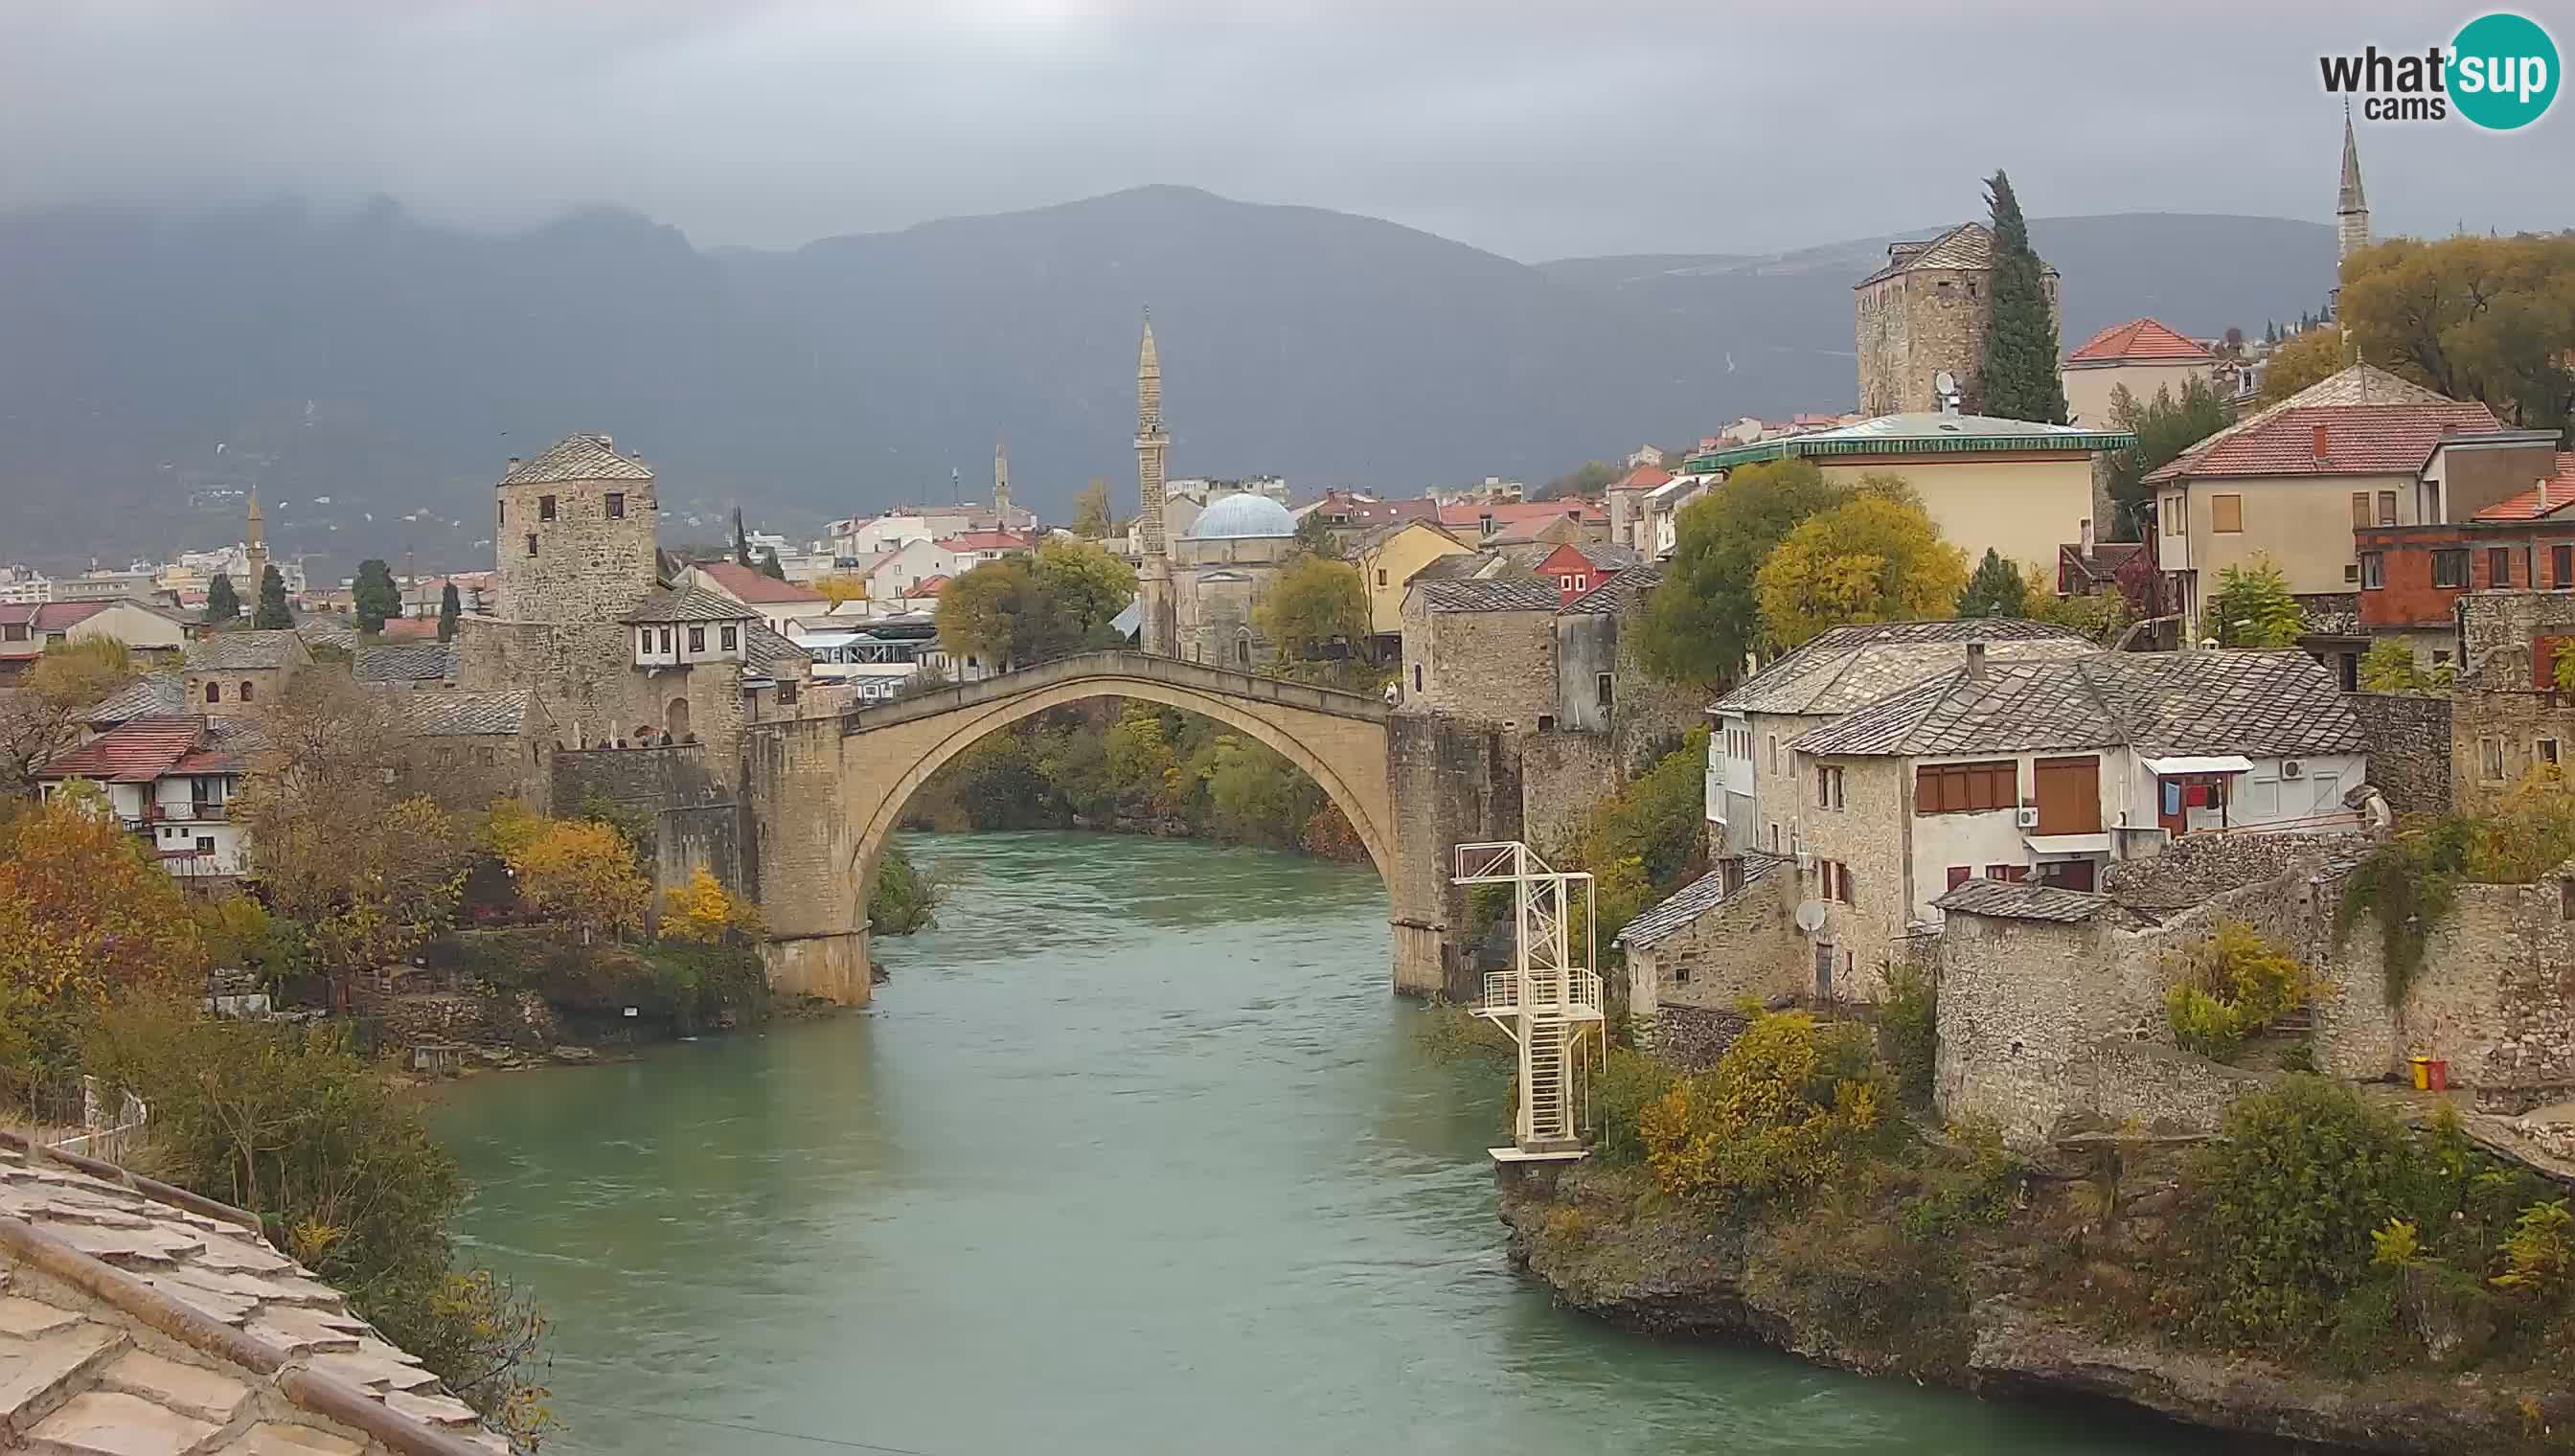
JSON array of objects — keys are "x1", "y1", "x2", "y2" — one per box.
[
  {"x1": 2336, "y1": 106, "x2": 2371, "y2": 265},
  {"x1": 1134, "y1": 309, "x2": 1175, "y2": 656},
  {"x1": 992, "y1": 437, "x2": 1013, "y2": 524},
  {"x1": 243, "y1": 486, "x2": 269, "y2": 601}
]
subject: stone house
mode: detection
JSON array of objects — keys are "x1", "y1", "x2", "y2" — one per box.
[
  {"x1": 1349, "y1": 518, "x2": 1471, "y2": 652},
  {"x1": 179, "y1": 629, "x2": 310, "y2": 717},
  {"x1": 1533, "y1": 540, "x2": 1640, "y2": 605},
  {"x1": 1638, "y1": 473, "x2": 1711, "y2": 560},
  {"x1": 1604, "y1": 464, "x2": 1671, "y2": 553},
  {"x1": 2143, "y1": 365, "x2": 2497, "y2": 645},
  {"x1": 392, "y1": 687, "x2": 557, "y2": 814},
  {"x1": 1398, "y1": 578, "x2": 1560, "y2": 723},
  {"x1": 1785, "y1": 647, "x2": 2370, "y2": 990},
  {"x1": 2356, "y1": 440, "x2": 2575, "y2": 667},
  {"x1": 2452, "y1": 683, "x2": 2575, "y2": 808},
  {"x1": 34, "y1": 714, "x2": 255, "y2": 878},
  {"x1": 683, "y1": 560, "x2": 831, "y2": 635},
  {"x1": 1615, "y1": 853, "x2": 1802, "y2": 1048},
  {"x1": 1682, "y1": 412, "x2": 2130, "y2": 580},
  {"x1": 1705, "y1": 618, "x2": 2097, "y2": 858},
  {"x1": 2061, "y1": 317, "x2": 2218, "y2": 430},
  {"x1": 1853, "y1": 220, "x2": 2059, "y2": 418}
]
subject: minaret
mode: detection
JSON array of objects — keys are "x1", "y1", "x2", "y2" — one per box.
[
  {"x1": 243, "y1": 486, "x2": 269, "y2": 601},
  {"x1": 1134, "y1": 309, "x2": 1175, "y2": 656},
  {"x1": 992, "y1": 437, "x2": 1013, "y2": 524},
  {"x1": 2336, "y1": 105, "x2": 2371, "y2": 265}
]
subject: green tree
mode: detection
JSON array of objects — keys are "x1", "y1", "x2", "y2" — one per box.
[
  {"x1": 1293, "y1": 508, "x2": 1340, "y2": 558},
  {"x1": 2206, "y1": 555, "x2": 2303, "y2": 648},
  {"x1": 352, "y1": 558, "x2": 400, "y2": 633},
  {"x1": 1071, "y1": 478, "x2": 1114, "y2": 538},
  {"x1": 732, "y1": 509, "x2": 754, "y2": 568},
  {"x1": 1755, "y1": 490, "x2": 1969, "y2": 649},
  {"x1": 252, "y1": 563, "x2": 292, "y2": 629},
  {"x1": 2260, "y1": 328, "x2": 2345, "y2": 405},
  {"x1": 1254, "y1": 554, "x2": 1371, "y2": 681},
  {"x1": 1105, "y1": 702, "x2": 1190, "y2": 817},
  {"x1": 759, "y1": 549, "x2": 787, "y2": 581},
  {"x1": 2359, "y1": 639, "x2": 2430, "y2": 694},
  {"x1": 934, "y1": 557, "x2": 1038, "y2": 670},
  {"x1": 1031, "y1": 537, "x2": 1137, "y2": 642},
  {"x1": 436, "y1": 582, "x2": 461, "y2": 642},
  {"x1": 1637, "y1": 459, "x2": 1849, "y2": 686},
  {"x1": 1955, "y1": 547, "x2": 2030, "y2": 619},
  {"x1": 0, "y1": 640, "x2": 140, "y2": 799},
  {"x1": 205, "y1": 571, "x2": 241, "y2": 625},
  {"x1": 1538, "y1": 460, "x2": 1621, "y2": 500},
  {"x1": 1977, "y1": 171, "x2": 2068, "y2": 423},
  {"x1": 2340, "y1": 234, "x2": 2575, "y2": 434},
  {"x1": 2105, "y1": 376, "x2": 2231, "y2": 540}
]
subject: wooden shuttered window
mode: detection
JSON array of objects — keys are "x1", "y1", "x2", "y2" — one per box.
[
  {"x1": 2351, "y1": 492, "x2": 2372, "y2": 530},
  {"x1": 2210, "y1": 493, "x2": 2243, "y2": 534},
  {"x1": 1915, "y1": 760, "x2": 2017, "y2": 814}
]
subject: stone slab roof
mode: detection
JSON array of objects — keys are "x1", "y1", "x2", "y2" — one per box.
[
  {"x1": 1791, "y1": 648, "x2": 2369, "y2": 760},
  {"x1": 743, "y1": 622, "x2": 809, "y2": 679},
  {"x1": 1712, "y1": 619, "x2": 2095, "y2": 717},
  {"x1": 1857, "y1": 222, "x2": 1995, "y2": 285},
  {"x1": 352, "y1": 643, "x2": 459, "y2": 685},
  {"x1": 85, "y1": 672, "x2": 186, "y2": 725},
  {"x1": 1416, "y1": 579, "x2": 1562, "y2": 614},
  {"x1": 499, "y1": 433, "x2": 653, "y2": 486},
  {"x1": 390, "y1": 690, "x2": 534, "y2": 738},
  {"x1": 184, "y1": 632, "x2": 308, "y2": 672},
  {"x1": 0, "y1": 1134, "x2": 502, "y2": 1453},
  {"x1": 1615, "y1": 853, "x2": 1784, "y2": 948},
  {"x1": 622, "y1": 586, "x2": 759, "y2": 625},
  {"x1": 1559, "y1": 561, "x2": 1663, "y2": 616},
  {"x1": 1932, "y1": 876, "x2": 2112, "y2": 923}
]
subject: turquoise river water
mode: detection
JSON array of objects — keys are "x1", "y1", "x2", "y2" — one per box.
[{"x1": 432, "y1": 830, "x2": 2236, "y2": 1455}]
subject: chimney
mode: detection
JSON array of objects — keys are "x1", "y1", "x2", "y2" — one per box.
[
  {"x1": 505, "y1": 457, "x2": 520, "y2": 473},
  {"x1": 1966, "y1": 641, "x2": 1988, "y2": 679},
  {"x1": 2541, "y1": 475, "x2": 2552, "y2": 511},
  {"x1": 2080, "y1": 517, "x2": 2096, "y2": 560},
  {"x1": 2312, "y1": 422, "x2": 2331, "y2": 459}
]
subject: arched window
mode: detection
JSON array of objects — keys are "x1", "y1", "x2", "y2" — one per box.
[
  {"x1": 204, "y1": 681, "x2": 220, "y2": 704},
  {"x1": 239, "y1": 680, "x2": 254, "y2": 702}
]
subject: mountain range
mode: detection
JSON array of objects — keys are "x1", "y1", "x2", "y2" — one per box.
[{"x1": 0, "y1": 186, "x2": 2337, "y2": 575}]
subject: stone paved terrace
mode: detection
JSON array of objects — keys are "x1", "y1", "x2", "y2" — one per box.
[{"x1": 0, "y1": 1134, "x2": 503, "y2": 1455}]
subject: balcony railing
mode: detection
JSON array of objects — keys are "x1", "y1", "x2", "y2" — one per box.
[
  {"x1": 1478, "y1": 968, "x2": 1604, "y2": 1018},
  {"x1": 144, "y1": 801, "x2": 228, "y2": 823}
]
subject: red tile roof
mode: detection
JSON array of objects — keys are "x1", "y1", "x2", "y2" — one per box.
[
  {"x1": 2145, "y1": 402, "x2": 2499, "y2": 483},
  {"x1": 693, "y1": 560, "x2": 829, "y2": 604},
  {"x1": 933, "y1": 531, "x2": 1034, "y2": 554},
  {"x1": 35, "y1": 716, "x2": 209, "y2": 783},
  {"x1": 2472, "y1": 453, "x2": 2575, "y2": 522},
  {"x1": 912, "y1": 575, "x2": 951, "y2": 596},
  {"x1": 1609, "y1": 465, "x2": 1673, "y2": 492},
  {"x1": 2066, "y1": 318, "x2": 2216, "y2": 365},
  {"x1": 1435, "y1": 499, "x2": 1605, "y2": 529},
  {"x1": 33, "y1": 602, "x2": 109, "y2": 631}
]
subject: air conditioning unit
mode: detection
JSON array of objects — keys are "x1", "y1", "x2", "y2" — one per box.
[
  {"x1": 2282, "y1": 760, "x2": 2305, "y2": 779},
  {"x1": 2015, "y1": 807, "x2": 2041, "y2": 829}
]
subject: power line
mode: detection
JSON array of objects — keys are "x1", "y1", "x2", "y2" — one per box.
[{"x1": 545, "y1": 1395, "x2": 944, "y2": 1456}]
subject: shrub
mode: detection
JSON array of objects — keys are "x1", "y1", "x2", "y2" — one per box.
[
  {"x1": 1638, "y1": 1010, "x2": 1890, "y2": 1207},
  {"x1": 1897, "y1": 1122, "x2": 2021, "y2": 1240},
  {"x1": 2164, "y1": 921, "x2": 2318, "y2": 1060},
  {"x1": 659, "y1": 867, "x2": 764, "y2": 944},
  {"x1": 1878, "y1": 961, "x2": 1937, "y2": 1104},
  {"x1": 1592, "y1": 1047, "x2": 1679, "y2": 1165},
  {"x1": 869, "y1": 839, "x2": 946, "y2": 936},
  {"x1": 2494, "y1": 1200, "x2": 2572, "y2": 1298}
]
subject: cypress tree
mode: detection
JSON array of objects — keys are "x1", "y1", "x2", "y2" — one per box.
[
  {"x1": 1977, "y1": 171, "x2": 2068, "y2": 424},
  {"x1": 437, "y1": 582, "x2": 462, "y2": 642},
  {"x1": 733, "y1": 509, "x2": 754, "y2": 568},
  {"x1": 353, "y1": 558, "x2": 400, "y2": 633},
  {"x1": 253, "y1": 565, "x2": 292, "y2": 629},
  {"x1": 205, "y1": 572, "x2": 240, "y2": 625},
  {"x1": 1955, "y1": 548, "x2": 2031, "y2": 619},
  {"x1": 760, "y1": 549, "x2": 787, "y2": 581}
]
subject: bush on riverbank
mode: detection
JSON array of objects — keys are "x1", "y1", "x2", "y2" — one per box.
[
  {"x1": 870, "y1": 840, "x2": 946, "y2": 935},
  {"x1": 451, "y1": 926, "x2": 768, "y2": 1035}
]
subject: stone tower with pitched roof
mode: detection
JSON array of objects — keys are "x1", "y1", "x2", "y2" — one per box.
[{"x1": 1853, "y1": 221, "x2": 2061, "y2": 418}]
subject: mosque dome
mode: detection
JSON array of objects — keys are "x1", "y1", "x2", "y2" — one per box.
[{"x1": 1186, "y1": 491, "x2": 1297, "y2": 540}]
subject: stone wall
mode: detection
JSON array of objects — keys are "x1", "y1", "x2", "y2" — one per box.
[
  {"x1": 2344, "y1": 692, "x2": 2451, "y2": 815},
  {"x1": 459, "y1": 617, "x2": 755, "y2": 762},
  {"x1": 2323, "y1": 882, "x2": 2575, "y2": 1112},
  {"x1": 1644, "y1": 1003, "x2": 1754, "y2": 1071},
  {"x1": 2458, "y1": 589, "x2": 2575, "y2": 686},
  {"x1": 357, "y1": 987, "x2": 559, "y2": 1052},
  {"x1": 554, "y1": 742, "x2": 746, "y2": 894},
  {"x1": 400, "y1": 729, "x2": 552, "y2": 817},
  {"x1": 1387, "y1": 712, "x2": 1521, "y2": 1000},
  {"x1": 1518, "y1": 729, "x2": 1620, "y2": 860},
  {"x1": 1628, "y1": 869, "x2": 1805, "y2": 1024},
  {"x1": 2450, "y1": 687, "x2": 2575, "y2": 810},
  {"x1": 1792, "y1": 753, "x2": 1914, "y2": 999},
  {"x1": 1401, "y1": 595, "x2": 1556, "y2": 726},
  {"x1": 493, "y1": 469, "x2": 659, "y2": 626},
  {"x1": 2084, "y1": 1038, "x2": 2268, "y2": 1136}
]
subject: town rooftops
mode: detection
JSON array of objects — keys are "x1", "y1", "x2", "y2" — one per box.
[
  {"x1": 1790, "y1": 648, "x2": 2367, "y2": 760},
  {"x1": 499, "y1": 432, "x2": 654, "y2": 486},
  {"x1": 1711, "y1": 618, "x2": 2095, "y2": 718},
  {"x1": 34, "y1": 715, "x2": 216, "y2": 783},
  {"x1": 2060, "y1": 539, "x2": 2151, "y2": 594},
  {"x1": 691, "y1": 560, "x2": 829, "y2": 605},
  {"x1": 182, "y1": 630, "x2": 308, "y2": 672},
  {"x1": 353, "y1": 641, "x2": 460, "y2": 685},
  {"x1": 2471, "y1": 453, "x2": 2575, "y2": 522},
  {"x1": 1435, "y1": 499, "x2": 1605, "y2": 531},
  {"x1": 743, "y1": 622, "x2": 809, "y2": 679},
  {"x1": 934, "y1": 529, "x2": 1039, "y2": 552},
  {"x1": 1614, "y1": 853, "x2": 1785, "y2": 948},
  {"x1": 622, "y1": 586, "x2": 759, "y2": 625},
  {"x1": 1608, "y1": 464, "x2": 1674, "y2": 492},
  {"x1": 1414, "y1": 578, "x2": 1565, "y2": 614},
  {"x1": 0, "y1": 1132, "x2": 507, "y2": 1453},
  {"x1": 2065, "y1": 318, "x2": 2217, "y2": 367},
  {"x1": 2142, "y1": 364, "x2": 2486, "y2": 485},
  {"x1": 1346, "y1": 517, "x2": 1463, "y2": 556},
  {"x1": 1560, "y1": 561, "x2": 1664, "y2": 616},
  {"x1": 1686, "y1": 411, "x2": 2132, "y2": 472},
  {"x1": 83, "y1": 671, "x2": 186, "y2": 725},
  {"x1": 1854, "y1": 221, "x2": 2058, "y2": 288},
  {"x1": 395, "y1": 689, "x2": 536, "y2": 738},
  {"x1": 1931, "y1": 877, "x2": 2114, "y2": 923}
]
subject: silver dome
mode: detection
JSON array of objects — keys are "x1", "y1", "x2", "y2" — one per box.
[{"x1": 1185, "y1": 492, "x2": 1297, "y2": 540}]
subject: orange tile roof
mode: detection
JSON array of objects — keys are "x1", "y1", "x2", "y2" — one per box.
[
  {"x1": 933, "y1": 531, "x2": 1035, "y2": 553},
  {"x1": 1609, "y1": 465, "x2": 1673, "y2": 491},
  {"x1": 2146, "y1": 402, "x2": 2498, "y2": 483},
  {"x1": 2472, "y1": 453, "x2": 2575, "y2": 522},
  {"x1": 1434, "y1": 499, "x2": 1605, "y2": 529},
  {"x1": 2066, "y1": 318, "x2": 2216, "y2": 365},
  {"x1": 694, "y1": 560, "x2": 829, "y2": 604},
  {"x1": 35, "y1": 716, "x2": 209, "y2": 783},
  {"x1": 913, "y1": 575, "x2": 951, "y2": 595}
]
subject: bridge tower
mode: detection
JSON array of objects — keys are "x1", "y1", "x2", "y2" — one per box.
[
  {"x1": 1455, "y1": 842, "x2": 1603, "y2": 1161},
  {"x1": 1134, "y1": 310, "x2": 1176, "y2": 656}
]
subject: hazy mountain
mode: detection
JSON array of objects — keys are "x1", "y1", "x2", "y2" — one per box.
[{"x1": 0, "y1": 189, "x2": 2335, "y2": 575}]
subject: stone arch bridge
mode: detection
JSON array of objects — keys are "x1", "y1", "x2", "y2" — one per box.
[{"x1": 740, "y1": 651, "x2": 1515, "y2": 1005}]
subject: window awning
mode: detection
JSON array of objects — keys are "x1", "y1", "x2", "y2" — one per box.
[
  {"x1": 2142, "y1": 755, "x2": 2254, "y2": 777},
  {"x1": 2022, "y1": 832, "x2": 2112, "y2": 855}
]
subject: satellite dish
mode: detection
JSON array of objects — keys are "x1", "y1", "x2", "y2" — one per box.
[
  {"x1": 1793, "y1": 901, "x2": 1829, "y2": 935},
  {"x1": 1933, "y1": 369, "x2": 1959, "y2": 397}
]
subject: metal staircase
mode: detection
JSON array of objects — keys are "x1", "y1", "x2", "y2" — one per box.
[{"x1": 1454, "y1": 841, "x2": 1604, "y2": 1161}]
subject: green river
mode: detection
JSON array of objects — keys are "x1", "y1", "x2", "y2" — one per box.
[{"x1": 434, "y1": 830, "x2": 2215, "y2": 1456}]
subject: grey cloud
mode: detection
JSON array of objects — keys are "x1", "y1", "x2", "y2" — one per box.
[{"x1": 0, "y1": 0, "x2": 2561, "y2": 260}]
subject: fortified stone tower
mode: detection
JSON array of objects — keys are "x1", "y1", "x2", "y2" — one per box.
[
  {"x1": 491, "y1": 432, "x2": 659, "y2": 626},
  {"x1": 2336, "y1": 108, "x2": 2371, "y2": 265},
  {"x1": 1134, "y1": 312, "x2": 1177, "y2": 656},
  {"x1": 242, "y1": 486, "x2": 268, "y2": 597},
  {"x1": 1853, "y1": 221, "x2": 2060, "y2": 417}
]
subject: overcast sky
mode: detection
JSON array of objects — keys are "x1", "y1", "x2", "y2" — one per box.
[{"x1": 3, "y1": 2, "x2": 2565, "y2": 262}]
